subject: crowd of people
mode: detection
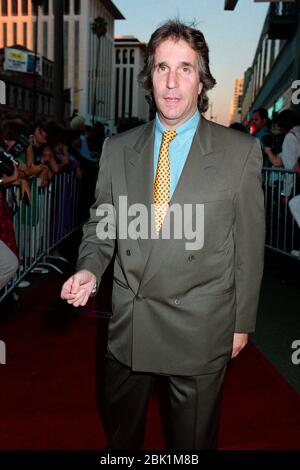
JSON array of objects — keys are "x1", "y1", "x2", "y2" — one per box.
[
  {"x1": 231, "y1": 108, "x2": 300, "y2": 257},
  {"x1": 1, "y1": 106, "x2": 300, "y2": 315},
  {"x1": 0, "y1": 112, "x2": 105, "y2": 314}
]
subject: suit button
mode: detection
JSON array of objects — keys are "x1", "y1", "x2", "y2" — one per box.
[
  {"x1": 174, "y1": 298, "x2": 181, "y2": 305},
  {"x1": 126, "y1": 249, "x2": 131, "y2": 256},
  {"x1": 188, "y1": 255, "x2": 195, "y2": 262}
]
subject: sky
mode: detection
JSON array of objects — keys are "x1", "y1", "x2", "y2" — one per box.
[{"x1": 113, "y1": 0, "x2": 269, "y2": 125}]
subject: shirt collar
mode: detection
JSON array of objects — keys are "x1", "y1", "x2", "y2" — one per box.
[{"x1": 155, "y1": 110, "x2": 200, "y2": 138}]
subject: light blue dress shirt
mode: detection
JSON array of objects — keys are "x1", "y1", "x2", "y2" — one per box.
[{"x1": 154, "y1": 110, "x2": 200, "y2": 198}]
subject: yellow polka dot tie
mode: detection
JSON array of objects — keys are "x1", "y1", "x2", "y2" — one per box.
[{"x1": 154, "y1": 130, "x2": 177, "y2": 233}]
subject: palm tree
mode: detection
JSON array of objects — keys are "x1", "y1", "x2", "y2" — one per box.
[{"x1": 91, "y1": 16, "x2": 107, "y2": 125}]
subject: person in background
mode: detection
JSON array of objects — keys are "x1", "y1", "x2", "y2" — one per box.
[
  {"x1": 0, "y1": 240, "x2": 19, "y2": 291},
  {"x1": 1, "y1": 120, "x2": 31, "y2": 202},
  {"x1": 265, "y1": 109, "x2": 300, "y2": 256},
  {"x1": 251, "y1": 108, "x2": 273, "y2": 167},
  {"x1": 25, "y1": 120, "x2": 49, "y2": 181},
  {"x1": 87, "y1": 121, "x2": 106, "y2": 160},
  {"x1": 229, "y1": 122, "x2": 247, "y2": 133},
  {"x1": 264, "y1": 109, "x2": 300, "y2": 173},
  {"x1": 70, "y1": 116, "x2": 95, "y2": 162},
  {"x1": 70, "y1": 117, "x2": 99, "y2": 220}
]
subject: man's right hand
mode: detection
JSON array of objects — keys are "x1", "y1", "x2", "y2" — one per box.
[{"x1": 60, "y1": 269, "x2": 96, "y2": 307}]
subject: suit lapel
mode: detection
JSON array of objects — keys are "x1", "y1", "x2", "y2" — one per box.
[
  {"x1": 139, "y1": 117, "x2": 217, "y2": 290},
  {"x1": 123, "y1": 121, "x2": 155, "y2": 260}
]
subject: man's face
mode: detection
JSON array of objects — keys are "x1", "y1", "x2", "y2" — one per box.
[
  {"x1": 152, "y1": 39, "x2": 203, "y2": 129},
  {"x1": 252, "y1": 112, "x2": 267, "y2": 131}
]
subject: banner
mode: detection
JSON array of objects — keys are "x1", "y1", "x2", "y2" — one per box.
[{"x1": 4, "y1": 48, "x2": 42, "y2": 76}]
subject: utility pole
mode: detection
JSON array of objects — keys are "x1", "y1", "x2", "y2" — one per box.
[
  {"x1": 32, "y1": 0, "x2": 42, "y2": 122},
  {"x1": 53, "y1": 0, "x2": 64, "y2": 123}
]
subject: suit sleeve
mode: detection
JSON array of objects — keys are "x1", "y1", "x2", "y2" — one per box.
[
  {"x1": 233, "y1": 138, "x2": 265, "y2": 332},
  {"x1": 76, "y1": 137, "x2": 116, "y2": 289}
]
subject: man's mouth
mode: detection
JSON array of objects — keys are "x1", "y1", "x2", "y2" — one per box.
[{"x1": 164, "y1": 97, "x2": 180, "y2": 103}]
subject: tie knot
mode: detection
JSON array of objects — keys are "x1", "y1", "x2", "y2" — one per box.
[{"x1": 162, "y1": 130, "x2": 177, "y2": 144}]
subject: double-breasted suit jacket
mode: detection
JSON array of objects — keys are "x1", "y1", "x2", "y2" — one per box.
[{"x1": 77, "y1": 116, "x2": 265, "y2": 376}]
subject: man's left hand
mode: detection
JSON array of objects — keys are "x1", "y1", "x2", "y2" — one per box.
[{"x1": 231, "y1": 333, "x2": 249, "y2": 358}]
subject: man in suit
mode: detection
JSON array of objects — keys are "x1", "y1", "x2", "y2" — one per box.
[{"x1": 61, "y1": 20, "x2": 265, "y2": 450}]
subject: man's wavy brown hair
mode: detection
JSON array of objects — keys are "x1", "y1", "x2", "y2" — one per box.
[{"x1": 138, "y1": 19, "x2": 216, "y2": 113}]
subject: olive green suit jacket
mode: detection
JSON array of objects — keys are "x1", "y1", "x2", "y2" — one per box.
[{"x1": 77, "y1": 117, "x2": 265, "y2": 375}]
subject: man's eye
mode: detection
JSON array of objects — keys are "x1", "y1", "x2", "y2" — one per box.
[
  {"x1": 182, "y1": 67, "x2": 190, "y2": 73},
  {"x1": 158, "y1": 65, "x2": 166, "y2": 71}
]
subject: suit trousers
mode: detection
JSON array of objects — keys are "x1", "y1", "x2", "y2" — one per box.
[{"x1": 104, "y1": 353, "x2": 227, "y2": 450}]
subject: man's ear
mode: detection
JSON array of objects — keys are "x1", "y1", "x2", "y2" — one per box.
[{"x1": 198, "y1": 82, "x2": 204, "y2": 95}]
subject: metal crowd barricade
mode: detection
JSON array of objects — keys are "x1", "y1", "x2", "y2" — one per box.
[
  {"x1": 262, "y1": 167, "x2": 300, "y2": 258},
  {"x1": 0, "y1": 171, "x2": 81, "y2": 303},
  {"x1": 2, "y1": 166, "x2": 298, "y2": 303}
]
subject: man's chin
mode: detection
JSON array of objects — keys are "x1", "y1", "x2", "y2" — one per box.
[{"x1": 159, "y1": 110, "x2": 183, "y2": 123}]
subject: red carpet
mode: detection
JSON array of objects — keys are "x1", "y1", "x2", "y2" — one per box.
[{"x1": 0, "y1": 275, "x2": 299, "y2": 450}]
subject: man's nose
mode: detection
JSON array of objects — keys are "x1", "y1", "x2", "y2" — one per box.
[{"x1": 166, "y1": 69, "x2": 178, "y2": 89}]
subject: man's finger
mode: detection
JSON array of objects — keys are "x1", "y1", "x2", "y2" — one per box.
[
  {"x1": 80, "y1": 290, "x2": 90, "y2": 307},
  {"x1": 73, "y1": 291, "x2": 86, "y2": 307},
  {"x1": 71, "y1": 276, "x2": 80, "y2": 294},
  {"x1": 72, "y1": 288, "x2": 87, "y2": 307}
]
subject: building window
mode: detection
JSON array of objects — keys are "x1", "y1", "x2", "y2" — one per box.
[
  {"x1": 259, "y1": 41, "x2": 265, "y2": 88},
  {"x1": 42, "y1": 0, "x2": 49, "y2": 15},
  {"x1": 122, "y1": 49, "x2": 128, "y2": 64},
  {"x1": 43, "y1": 22, "x2": 48, "y2": 58},
  {"x1": 129, "y1": 68, "x2": 133, "y2": 117},
  {"x1": 41, "y1": 95, "x2": 45, "y2": 113},
  {"x1": 64, "y1": 21, "x2": 69, "y2": 86},
  {"x1": 130, "y1": 49, "x2": 134, "y2": 64},
  {"x1": 33, "y1": 21, "x2": 37, "y2": 50},
  {"x1": 74, "y1": 0, "x2": 80, "y2": 15},
  {"x1": 274, "y1": 39, "x2": 280, "y2": 60},
  {"x1": 6, "y1": 86, "x2": 10, "y2": 105},
  {"x1": 116, "y1": 49, "x2": 120, "y2": 64},
  {"x1": 115, "y1": 67, "x2": 119, "y2": 125},
  {"x1": 3, "y1": 23, "x2": 7, "y2": 47},
  {"x1": 122, "y1": 68, "x2": 127, "y2": 117},
  {"x1": 23, "y1": 23, "x2": 27, "y2": 47},
  {"x1": 265, "y1": 39, "x2": 271, "y2": 77},
  {"x1": 11, "y1": 0, "x2": 18, "y2": 15},
  {"x1": 13, "y1": 23, "x2": 17, "y2": 45},
  {"x1": 74, "y1": 21, "x2": 79, "y2": 99},
  {"x1": 1, "y1": 0, "x2": 8, "y2": 15},
  {"x1": 22, "y1": 0, "x2": 28, "y2": 15},
  {"x1": 21, "y1": 89, "x2": 26, "y2": 109},
  {"x1": 13, "y1": 88, "x2": 18, "y2": 108},
  {"x1": 262, "y1": 37, "x2": 268, "y2": 81},
  {"x1": 63, "y1": 0, "x2": 70, "y2": 15}
]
